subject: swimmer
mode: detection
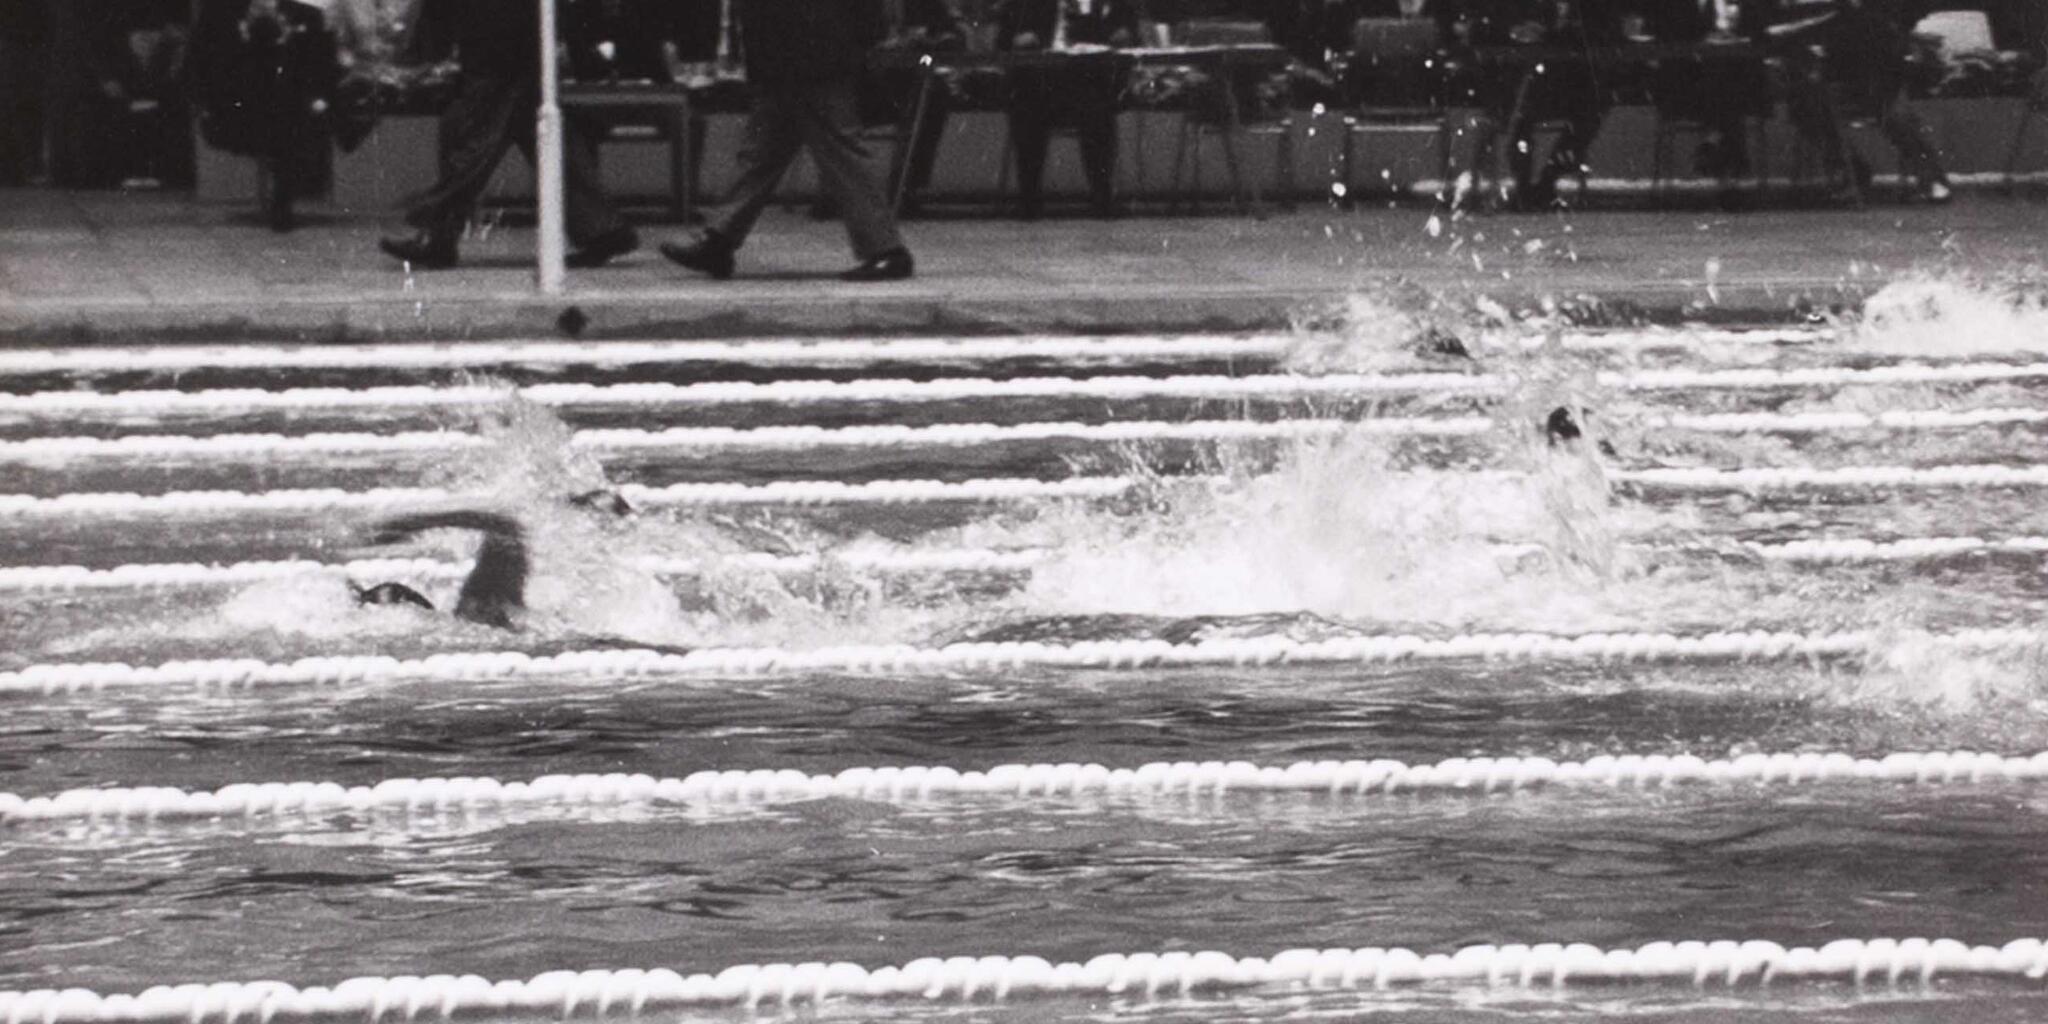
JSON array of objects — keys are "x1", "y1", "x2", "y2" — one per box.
[
  {"x1": 347, "y1": 489, "x2": 640, "y2": 632},
  {"x1": 1545, "y1": 405, "x2": 1616, "y2": 456},
  {"x1": 1545, "y1": 405, "x2": 1584, "y2": 444},
  {"x1": 351, "y1": 510, "x2": 530, "y2": 629}
]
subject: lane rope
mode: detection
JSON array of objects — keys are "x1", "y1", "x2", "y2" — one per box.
[
  {"x1": 2, "y1": 358, "x2": 2032, "y2": 420},
  {"x1": 8, "y1": 463, "x2": 2048, "y2": 521},
  {"x1": 8, "y1": 750, "x2": 2044, "y2": 828},
  {"x1": 0, "y1": 628, "x2": 2033, "y2": 694},
  {"x1": 0, "y1": 477, "x2": 1142, "y2": 519},
  {"x1": 0, "y1": 419, "x2": 1466, "y2": 462},
  {"x1": 10, "y1": 408, "x2": 2048, "y2": 463},
  {"x1": 0, "y1": 334, "x2": 1297, "y2": 377},
  {"x1": 0, "y1": 327, "x2": 1818, "y2": 378},
  {"x1": 7, "y1": 535, "x2": 2046, "y2": 596},
  {"x1": 0, "y1": 936, "x2": 2041, "y2": 1019},
  {"x1": 0, "y1": 551, "x2": 1053, "y2": 594}
]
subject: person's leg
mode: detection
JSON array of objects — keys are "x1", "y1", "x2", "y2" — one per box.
[
  {"x1": 507, "y1": 99, "x2": 629, "y2": 248},
  {"x1": 400, "y1": 70, "x2": 523, "y2": 239},
  {"x1": 1073, "y1": 67, "x2": 1120, "y2": 213},
  {"x1": 1784, "y1": 66, "x2": 1856, "y2": 191},
  {"x1": 1009, "y1": 71, "x2": 1053, "y2": 217},
  {"x1": 796, "y1": 81, "x2": 906, "y2": 260},
  {"x1": 1877, "y1": 90, "x2": 1948, "y2": 193},
  {"x1": 1543, "y1": 95, "x2": 1606, "y2": 198},
  {"x1": 1527, "y1": 66, "x2": 1601, "y2": 206},
  {"x1": 702, "y1": 89, "x2": 807, "y2": 248}
]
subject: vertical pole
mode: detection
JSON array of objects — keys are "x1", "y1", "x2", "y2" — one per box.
[{"x1": 536, "y1": 0, "x2": 568, "y2": 294}]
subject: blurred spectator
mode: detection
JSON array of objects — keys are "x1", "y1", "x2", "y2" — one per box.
[
  {"x1": 1774, "y1": 0, "x2": 1952, "y2": 202},
  {"x1": 329, "y1": 0, "x2": 426, "y2": 72},
  {"x1": 0, "y1": 0, "x2": 50, "y2": 184},
  {"x1": 1438, "y1": 0, "x2": 1624, "y2": 210},
  {"x1": 1638, "y1": 0, "x2": 1774, "y2": 205},
  {"x1": 81, "y1": 0, "x2": 194, "y2": 189},
  {"x1": 1266, "y1": 0, "x2": 1362, "y2": 106},
  {"x1": 191, "y1": 0, "x2": 345, "y2": 227},
  {"x1": 998, "y1": 0, "x2": 1141, "y2": 219},
  {"x1": 378, "y1": 0, "x2": 638, "y2": 268}
]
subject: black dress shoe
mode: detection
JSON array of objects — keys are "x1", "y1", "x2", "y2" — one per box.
[
  {"x1": 379, "y1": 230, "x2": 458, "y2": 269},
  {"x1": 565, "y1": 226, "x2": 639, "y2": 268},
  {"x1": 659, "y1": 234, "x2": 735, "y2": 280},
  {"x1": 840, "y1": 248, "x2": 914, "y2": 282}
]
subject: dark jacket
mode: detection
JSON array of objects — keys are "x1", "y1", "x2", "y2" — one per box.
[
  {"x1": 565, "y1": 0, "x2": 679, "y2": 81},
  {"x1": 1435, "y1": 0, "x2": 1626, "y2": 46},
  {"x1": 892, "y1": 0, "x2": 967, "y2": 46},
  {"x1": 667, "y1": 0, "x2": 723, "y2": 61},
  {"x1": 419, "y1": 0, "x2": 542, "y2": 73},
  {"x1": 736, "y1": 0, "x2": 888, "y2": 85},
  {"x1": 997, "y1": 0, "x2": 1142, "y2": 48}
]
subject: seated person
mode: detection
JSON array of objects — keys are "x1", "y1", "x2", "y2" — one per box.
[
  {"x1": 998, "y1": 0, "x2": 1141, "y2": 219},
  {"x1": 1773, "y1": 0, "x2": 1951, "y2": 203},
  {"x1": 1267, "y1": 0, "x2": 1371, "y2": 105},
  {"x1": 1435, "y1": 0, "x2": 1624, "y2": 209},
  {"x1": 86, "y1": 0, "x2": 196, "y2": 189},
  {"x1": 1638, "y1": 0, "x2": 1773, "y2": 200}
]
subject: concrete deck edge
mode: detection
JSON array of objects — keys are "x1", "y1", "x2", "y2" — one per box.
[{"x1": 0, "y1": 280, "x2": 1867, "y2": 345}]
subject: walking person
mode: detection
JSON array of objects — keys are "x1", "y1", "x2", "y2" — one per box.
[
  {"x1": 378, "y1": 0, "x2": 638, "y2": 270},
  {"x1": 660, "y1": 0, "x2": 915, "y2": 282}
]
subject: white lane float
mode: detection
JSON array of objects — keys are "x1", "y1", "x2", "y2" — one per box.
[
  {"x1": 0, "y1": 627, "x2": 2034, "y2": 694},
  {"x1": 0, "y1": 326, "x2": 1819, "y2": 378},
  {"x1": 9, "y1": 408, "x2": 2048, "y2": 463},
  {"x1": 6, "y1": 357, "x2": 2038, "y2": 420},
  {"x1": 0, "y1": 477, "x2": 1144, "y2": 519},
  {"x1": 0, "y1": 935, "x2": 2041, "y2": 1020},
  {"x1": 7, "y1": 535, "x2": 2047, "y2": 597},
  {"x1": 6, "y1": 750, "x2": 2043, "y2": 829},
  {"x1": 7, "y1": 463, "x2": 2048, "y2": 521}
]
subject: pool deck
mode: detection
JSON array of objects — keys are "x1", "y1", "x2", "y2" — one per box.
[{"x1": 2, "y1": 186, "x2": 2043, "y2": 343}]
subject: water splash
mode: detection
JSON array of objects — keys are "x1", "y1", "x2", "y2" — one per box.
[{"x1": 1852, "y1": 275, "x2": 2048, "y2": 356}]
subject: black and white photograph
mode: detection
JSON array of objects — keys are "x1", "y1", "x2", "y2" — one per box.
[{"x1": 6, "y1": 0, "x2": 2048, "y2": 1020}]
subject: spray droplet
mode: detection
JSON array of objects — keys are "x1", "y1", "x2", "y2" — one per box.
[{"x1": 1425, "y1": 215, "x2": 1442, "y2": 238}]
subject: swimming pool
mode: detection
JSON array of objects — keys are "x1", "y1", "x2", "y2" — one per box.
[{"x1": 5, "y1": 291, "x2": 2048, "y2": 1022}]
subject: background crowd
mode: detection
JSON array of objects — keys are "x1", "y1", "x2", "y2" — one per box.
[{"x1": 1, "y1": 0, "x2": 2043, "y2": 213}]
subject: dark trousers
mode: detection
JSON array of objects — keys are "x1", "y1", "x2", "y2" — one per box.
[
  {"x1": 402, "y1": 66, "x2": 625, "y2": 245},
  {"x1": 0, "y1": 36, "x2": 43, "y2": 184},
  {"x1": 707, "y1": 77, "x2": 905, "y2": 260},
  {"x1": 1786, "y1": 75, "x2": 1947, "y2": 187},
  {"x1": 1507, "y1": 61, "x2": 1608, "y2": 195},
  {"x1": 1008, "y1": 62, "x2": 1121, "y2": 214}
]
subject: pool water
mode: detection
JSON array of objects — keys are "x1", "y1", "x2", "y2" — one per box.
[{"x1": 5, "y1": 286, "x2": 2048, "y2": 1021}]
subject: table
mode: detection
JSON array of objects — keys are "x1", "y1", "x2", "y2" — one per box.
[
  {"x1": 871, "y1": 43, "x2": 1292, "y2": 210},
  {"x1": 560, "y1": 81, "x2": 696, "y2": 218}
]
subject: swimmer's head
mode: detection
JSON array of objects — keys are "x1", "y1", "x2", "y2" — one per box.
[
  {"x1": 569, "y1": 489, "x2": 635, "y2": 517},
  {"x1": 1545, "y1": 405, "x2": 1583, "y2": 444},
  {"x1": 1545, "y1": 405, "x2": 1617, "y2": 457},
  {"x1": 352, "y1": 581, "x2": 435, "y2": 611},
  {"x1": 1415, "y1": 325, "x2": 1472, "y2": 360}
]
